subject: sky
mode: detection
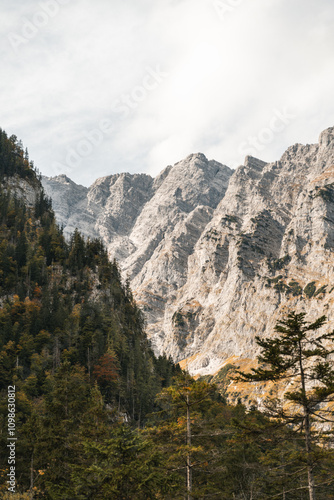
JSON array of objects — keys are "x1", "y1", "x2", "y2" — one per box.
[{"x1": 1, "y1": 0, "x2": 333, "y2": 186}]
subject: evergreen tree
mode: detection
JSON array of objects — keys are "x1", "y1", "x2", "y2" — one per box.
[
  {"x1": 72, "y1": 424, "x2": 168, "y2": 499},
  {"x1": 148, "y1": 373, "x2": 236, "y2": 499},
  {"x1": 235, "y1": 311, "x2": 334, "y2": 500}
]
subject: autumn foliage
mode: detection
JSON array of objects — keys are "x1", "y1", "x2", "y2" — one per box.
[{"x1": 93, "y1": 353, "x2": 119, "y2": 383}]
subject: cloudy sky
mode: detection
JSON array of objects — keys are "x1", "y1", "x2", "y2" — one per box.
[{"x1": 1, "y1": 0, "x2": 333, "y2": 186}]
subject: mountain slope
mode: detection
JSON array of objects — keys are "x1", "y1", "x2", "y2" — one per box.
[
  {"x1": 0, "y1": 129, "x2": 177, "y2": 419},
  {"x1": 169, "y1": 127, "x2": 334, "y2": 375},
  {"x1": 43, "y1": 127, "x2": 334, "y2": 375}
]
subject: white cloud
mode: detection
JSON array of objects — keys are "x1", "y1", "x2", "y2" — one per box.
[{"x1": 0, "y1": 0, "x2": 333, "y2": 185}]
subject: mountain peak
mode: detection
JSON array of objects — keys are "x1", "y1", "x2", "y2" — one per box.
[
  {"x1": 319, "y1": 126, "x2": 334, "y2": 148},
  {"x1": 244, "y1": 155, "x2": 267, "y2": 171},
  {"x1": 185, "y1": 152, "x2": 208, "y2": 162},
  {"x1": 47, "y1": 174, "x2": 76, "y2": 184}
]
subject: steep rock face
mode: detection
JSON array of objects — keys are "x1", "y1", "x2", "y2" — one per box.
[
  {"x1": 43, "y1": 127, "x2": 334, "y2": 375},
  {"x1": 41, "y1": 175, "x2": 92, "y2": 237},
  {"x1": 42, "y1": 172, "x2": 154, "y2": 254},
  {"x1": 125, "y1": 155, "x2": 232, "y2": 352},
  {"x1": 4, "y1": 175, "x2": 39, "y2": 208},
  {"x1": 160, "y1": 127, "x2": 334, "y2": 374}
]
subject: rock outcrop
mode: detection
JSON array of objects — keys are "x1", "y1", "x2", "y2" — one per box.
[{"x1": 42, "y1": 127, "x2": 334, "y2": 376}]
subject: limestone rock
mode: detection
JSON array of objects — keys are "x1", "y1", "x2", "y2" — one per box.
[{"x1": 43, "y1": 127, "x2": 334, "y2": 376}]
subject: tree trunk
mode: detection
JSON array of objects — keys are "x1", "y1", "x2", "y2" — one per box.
[
  {"x1": 299, "y1": 342, "x2": 315, "y2": 500},
  {"x1": 304, "y1": 412, "x2": 315, "y2": 500},
  {"x1": 87, "y1": 346, "x2": 91, "y2": 380},
  {"x1": 29, "y1": 453, "x2": 34, "y2": 499},
  {"x1": 186, "y1": 394, "x2": 192, "y2": 500},
  {"x1": 52, "y1": 336, "x2": 60, "y2": 373}
]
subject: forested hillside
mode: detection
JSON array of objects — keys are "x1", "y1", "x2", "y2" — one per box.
[
  {"x1": 0, "y1": 130, "x2": 180, "y2": 497},
  {"x1": 0, "y1": 130, "x2": 334, "y2": 499}
]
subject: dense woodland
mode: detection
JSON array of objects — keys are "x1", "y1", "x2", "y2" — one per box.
[{"x1": 0, "y1": 130, "x2": 334, "y2": 499}]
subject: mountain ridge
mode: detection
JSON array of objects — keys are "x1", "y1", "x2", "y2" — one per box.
[{"x1": 42, "y1": 127, "x2": 334, "y2": 375}]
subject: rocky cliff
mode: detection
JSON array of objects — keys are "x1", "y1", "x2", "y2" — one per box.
[{"x1": 42, "y1": 127, "x2": 334, "y2": 376}]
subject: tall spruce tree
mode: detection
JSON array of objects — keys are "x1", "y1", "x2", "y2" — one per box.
[
  {"x1": 235, "y1": 311, "x2": 334, "y2": 500},
  {"x1": 149, "y1": 373, "x2": 233, "y2": 499}
]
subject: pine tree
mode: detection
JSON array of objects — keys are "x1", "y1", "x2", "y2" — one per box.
[
  {"x1": 72, "y1": 423, "x2": 167, "y2": 499},
  {"x1": 149, "y1": 373, "x2": 234, "y2": 499},
  {"x1": 32, "y1": 362, "x2": 91, "y2": 498},
  {"x1": 235, "y1": 311, "x2": 334, "y2": 500}
]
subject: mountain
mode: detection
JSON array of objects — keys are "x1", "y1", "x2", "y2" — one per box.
[
  {"x1": 2, "y1": 127, "x2": 334, "y2": 500},
  {"x1": 42, "y1": 127, "x2": 334, "y2": 376}
]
